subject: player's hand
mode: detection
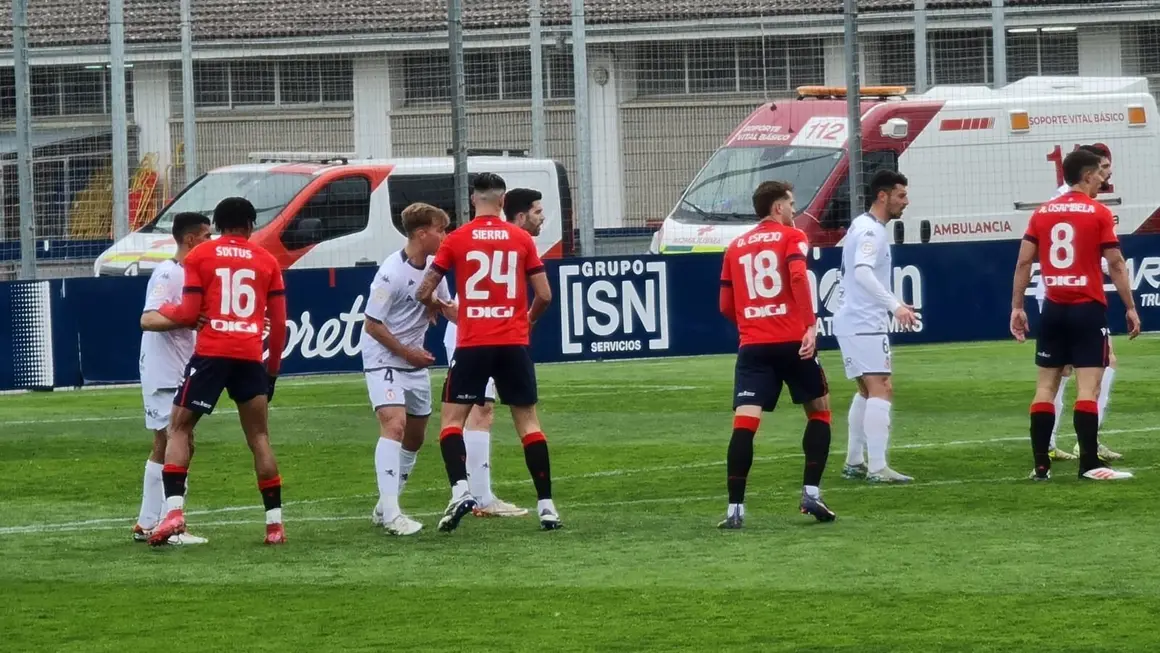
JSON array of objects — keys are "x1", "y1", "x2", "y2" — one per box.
[
  {"x1": 893, "y1": 304, "x2": 918, "y2": 331},
  {"x1": 799, "y1": 327, "x2": 817, "y2": 359},
  {"x1": 266, "y1": 374, "x2": 278, "y2": 403},
  {"x1": 403, "y1": 347, "x2": 436, "y2": 368},
  {"x1": 1010, "y1": 308, "x2": 1029, "y2": 342},
  {"x1": 1125, "y1": 308, "x2": 1141, "y2": 340}
]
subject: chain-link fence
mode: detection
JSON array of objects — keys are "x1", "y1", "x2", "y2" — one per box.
[{"x1": 2, "y1": 0, "x2": 1159, "y2": 278}]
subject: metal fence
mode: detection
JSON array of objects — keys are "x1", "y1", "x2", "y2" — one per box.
[{"x1": 2, "y1": 0, "x2": 1159, "y2": 278}]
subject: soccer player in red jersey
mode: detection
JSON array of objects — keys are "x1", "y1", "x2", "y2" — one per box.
[
  {"x1": 1011, "y1": 148, "x2": 1140, "y2": 482},
  {"x1": 416, "y1": 172, "x2": 559, "y2": 532},
  {"x1": 149, "y1": 197, "x2": 290, "y2": 545},
  {"x1": 717, "y1": 180, "x2": 834, "y2": 529}
]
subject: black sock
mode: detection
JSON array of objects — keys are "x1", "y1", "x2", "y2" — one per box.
[
  {"x1": 802, "y1": 413, "x2": 832, "y2": 488},
  {"x1": 439, "y1": 427, "x2": 468, "y2": 486},
  {"x1": 727, "y1": 419, "x2": 758, "y2": 505},
  {"x1": 521, "y1": 432, "x2": 552, "y2": 500},
  {"x1": 1029, "y1": 402, "x2": 1054, "y2": 473},
  {"x1": 259, "y1": 476, "x2": 282, "y2": 511},
  {"x1": 162, "y1": 464, "x2": 188, "y2": 500},
  {"x1": 1074, "y1": 400, "x2": 1101, "y2": 473}
]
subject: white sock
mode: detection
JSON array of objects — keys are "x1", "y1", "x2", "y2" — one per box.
[
  {"x1": 165, "y1": 494, "x2": 185, "y2": 512},
  {"x1": 804, "y1": 485, "x2": 820, "y2": 499},
  {"x1": 864, "y1": 398, "x2": 892, "y2": 473},
  {"x1": 375, "y1": 438, "x2": 402, "y2": 521},
  {"x1": 451, "y1": 479, "x2": 471, "y2": 502},
  {"x1": 266, "y1": 507, "x2": 282, "y2": 525},
  {"x1": 464, "y1": 430, "x2": 494, "y2": 506},
  {"x1": 398, "y1": 448, "x2": 418, "y2": 495},
  {"x1": 727, "y1": 503, "x2": 745, "y2": 519},
  {"x1": 1098, "y1": 367, "x2": 1115, "y2": 428},
  {"x1": 537, "y1": 498, "x2": 557, "y2": 515},
  {"x1": 1050, "y1": 375, "x2": 1069, "y2": 448},
  {"x1": 846, "y1": 394, "x2": 868, "y2": 467},
  {"x1": 136, "y1": 460, "x2": 165, "y2": 529}
]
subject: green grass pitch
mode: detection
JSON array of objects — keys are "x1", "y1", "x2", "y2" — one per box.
[{"x1": 3, "y1": 337, "x2": 1160, "y2": 652}]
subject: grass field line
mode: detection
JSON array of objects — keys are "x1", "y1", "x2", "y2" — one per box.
[
  {"x1": 8, "y1": 462, "x2": 1160, "y2": 536},
  {"x1": 2, "y1": 425, "x2": 1156, "y2": 536}
]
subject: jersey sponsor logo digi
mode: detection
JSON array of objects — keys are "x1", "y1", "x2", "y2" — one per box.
[
  {"x1": 467, "y1": 305, "x2": 515, "y2": 319},
  {"x1": 743, "y1": 303, "x2": 788, "y2": 319},
  {"x1": 210, "y1": 318, "x2": 260, "y2": 334},
  {"x1": 1044, "y1": 274, "x2": 1089, "y2": 287},
  {"x1": 559, "y1": 258, "x2": 670, "y2": 356}
]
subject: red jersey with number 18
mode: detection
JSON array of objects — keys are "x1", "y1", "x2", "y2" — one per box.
[
  {"x1": 432, "y1": 215, "x2": 544, "y2": 347},
  {"x1": 159, "y1": 235, "x2": 288, "y2": 370},
  {"x1": 1023, "y1": 190, "x2": 1117, "y2": 306},
  {"x1": 720, "y1": 220, "x2": 814, "y2": 346}
]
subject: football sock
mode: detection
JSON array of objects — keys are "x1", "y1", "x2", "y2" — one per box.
[
  {"x1": 1029, "y1": 401, "x2": 1055, "y2": 472},
  {"x1": 1074, "y1": 400, "x2": 1101, "y2": 472},
  {"x1": 803, "y1": 411, "x2": 832, "y2": 488},
  {"x1": 521, "y1": 432, "x2": 552, "y2": 501},
  {"x1": 259, "y1": 476, "x2": 283, "y2": 524},
  {"x1": 846, "y1": 394, "x2": 867, "y2": 467},
  {"x1": 439, "y1": 427, "x2": 469, "y2": 486},
  {"x1": 398, "y1": 447, "x2": 418, "y2": 494},
  {"x1": 1098, "y1": 367, "x2": 1115, "y2": 428},
  {"x1": 727, "y1": 415, "x2": 759, "y2": 505},
  {"x1": 803, "y1": 485, "x2": 821, "y2": 499},
  {"x1": 137, "y1": 460, "x2": 165, "y2": 529},
  {"x1": 1049, "y1": 375, "x2": 1069, "y2": 448},
  {"x1": 465, "y1": 430, "x2": 495, "y2": 505},
  {"x1": 864, "y1": 398, "x2": 892, "y2": 472},
  {"x1": 727, "y1": 503, "x2": 745, "y2": 519},
  {"x1": 537, "y1": 499, "x2": 558, "y2": 516},
  {"x1": 162, "y1": 464, "x2": 188, "y2": 512},
  {"x1": 375, "y1": 438, "x2": 402, "y2": 521}
]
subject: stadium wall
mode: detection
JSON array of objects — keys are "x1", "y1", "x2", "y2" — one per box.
[{"x1": 4, "y1": 235, "x2": 1160, "y2": 391}]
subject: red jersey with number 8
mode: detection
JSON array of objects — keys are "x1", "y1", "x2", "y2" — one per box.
[
  {"x1": 720, "y1": 220, "x2": 813, "y2": 346},
  {"x1": 1023, "y1": 190, "x2": 1117, "y2": 306},
  {"x1": 159, "y1": 235, "x2": 287, "y2": 365},
  {"x1": 432, "y1": 215, "x2": 544, "y2": 347}
]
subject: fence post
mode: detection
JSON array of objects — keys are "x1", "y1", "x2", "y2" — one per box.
[
  {"x1": 110, "y1": 0, "x2": 130, "y2": 241},
  {"x1": 571, "y1": 0, "x2": 594, "y2": 256},
  {"x1": 13, "y1": 0, "x2": 35, "y2": 280},
  {"x1": 844, "y1": 0, "x2": 864, "y2": 218},
  {"x1": 530, "y1": 0, "x2": 547, "y2": 158},
  {"x1": 991, "y1": 0, "x2": 1007, "y2": 88},
  {"x1": 914, "y1": 0, "x2": 928, "y2": 93},
  {"x1": 448, "y1": 0, "x2": 470, "y2": 226},
  {"x1": 180, "y1": 0, "x2": 198, "y2": 183}
]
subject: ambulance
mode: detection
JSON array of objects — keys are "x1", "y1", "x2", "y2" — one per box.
[
  {"x1": 650, "y1": 76, "x2": 1160, "y2": 252},
  {"x1": 93, "y1": 151, "x2": 574, "y2": 276}
]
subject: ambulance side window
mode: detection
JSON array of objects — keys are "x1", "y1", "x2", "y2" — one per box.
[
  {"x1": 821, "y1": 150, "x2": 898, "y2": 230},
  {"x1": 387, "y1": 173, "x2": 477, "y2": 235},
  {"x1": 282, "y1": 176, "x2": 371, "y2": 250}
]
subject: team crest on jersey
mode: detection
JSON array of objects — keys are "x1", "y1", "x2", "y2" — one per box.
[
  {"x1": 860, "y1": 241, "x2": 876, "y2": 256},
  {"x1": 386, "y1": 389, "x2": 396, "y2": 402}
]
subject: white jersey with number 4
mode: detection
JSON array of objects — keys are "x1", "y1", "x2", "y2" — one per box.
[
  {"x1": 833, "y1": 213, "x2": 894, "y2": 337},
  {"x1": 362, "y1": 250, "x2": 450, "y2": 371},
  {"x1": 140, "y1": 259, "x2": 195, "y2": 392}
]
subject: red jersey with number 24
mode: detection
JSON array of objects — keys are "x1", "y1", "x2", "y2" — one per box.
[
  {"x1": 1023, "y1": 190, "x2": 1117, "y2": 306},
  {"x1": 159, "y1": 235, "x2": 288, "y2": 370},
  {"x1": 720, "y1": 220, "x2": 814, "y2": 346},
  {"x1": 432, "y1": 215, "x2": 544, "y2": 347}
]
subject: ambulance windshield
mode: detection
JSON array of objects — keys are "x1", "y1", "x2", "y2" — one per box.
[
  {"x1": 150, "y1": 171, "x2": 312, "y2": 234},
  {"x1": 675, "y1": 146, "x2": 842, "y2": 223}
]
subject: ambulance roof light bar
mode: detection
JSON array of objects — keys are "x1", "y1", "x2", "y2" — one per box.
[
  {"x1": 795, "y1": 85, "x2": 910, "y2": 100},
  {"x1": 248, "y1": 151, "x2": 356, "y2": 164}
]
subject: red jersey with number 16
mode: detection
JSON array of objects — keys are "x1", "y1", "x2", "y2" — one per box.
[
  {"x1": 1023, "y1": 190, "x2": 1117, "y2": 306},
  {"x1": 432, "y1": 215, "x2": 544, "y2": 347},
  {"x1": 720, "y1": 220, "x2": 814, "y2": 346},
  {"x1": 159, "y1": 235, "x2": 288, "y2": 371}
]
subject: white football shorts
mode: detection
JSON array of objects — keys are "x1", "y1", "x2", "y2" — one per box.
[
  {"x1": 143, "y1": 388, "x2": 177, "y2": 431},
  {"x1": 837, "y1": 334, "x2": 892, "y2": 380},
  {"x1": 365, "y1": 368, "x2": 433, "y2": 417}
]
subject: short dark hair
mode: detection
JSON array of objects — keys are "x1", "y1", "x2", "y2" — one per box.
[
  {"x1": 1079, "y1": 144, "x2": 1110, "y2": 159},
  {"x1": 751, "y1": 181, "x2": 794, "y2": 218},
  {"x1": 1063, "y1": 149, "x2": 1103, "y2": 186},
  {"x1": 503, "y1": 188, "x2": 543, "y2": 220},
  {"x1": 869, "y1": 169, "x2": 909, "y2": 203},
  {"x1": 213, "y1": 197, "x2": 257, "y2": 232},
  {"x1": 401, "y1": 202, "x2": 449, "y2": 236},
  {"x1": 472, "y1": 172, "x2": 507, "y2": 193},
  {"x1": 172, "y1": 212, "x2": 210, "y2": 241}
]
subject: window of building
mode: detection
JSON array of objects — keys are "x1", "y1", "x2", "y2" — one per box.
[
  {"x1": 875, "y1": 33, "x2": 918, "y2": 89},
  {"x1": 1007, "y1": 27, "x2": 1080, "y2": 81},
  {"x1": 2, "y1": 65, "x2": 134, "y2": 120},
  {"x1": 640, "y1": 37, "x2": 825, "y2": 97},
  {"x1": 930, "y1": 30, "x2": 992, "y2": 85},
  {"x1": 177, "y1": 58, "x2": 352, "y2": 110},
  {"x1": 403, "y1": 48, "x2": 574, "y2": 106},
  {"x1": 1132, "y1": 23, "x2": 1160, "y2": 75}
]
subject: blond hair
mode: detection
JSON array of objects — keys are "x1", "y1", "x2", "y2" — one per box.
[{"x1": 401, "y1": 202, "x2": 449, "y2": 236}]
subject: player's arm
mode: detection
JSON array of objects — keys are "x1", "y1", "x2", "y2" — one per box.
[
  {"x1": 157, "y1": 255, "x2": 204, "y2": 327},
  {"x1": 785, "y1": 233, "x2": 815, "y2": 331},
  {"x1": 435, "y1": 279, "x2": 457, "y2": 323},
  {"x1": 718, "y1": 253, "x2": 736, "y2": 324},
  {"x1": 265, "y1": 267, "x2": 288, "y2": 377},
  {"x1": 1100, "y1": 212, "x2": 1140, "y2": 338},
  {"x1": 1009, "y1": 234, "x2": 1038, "y2": 342},
  {"x1": 365, "y1": 280, "x2": 435, "y2": 367},
  {"x1": 851, "y1": 231, "x2": 912, "y2": 327},
  {"x1": 418, "y1": 239, "x2": 454, "y2": 307},
  {"x1": 140, "y1": 311, "x2": 186, "y2": 332},
  {"x1": 524, "y1": 234, "x2": 551, "y2": 325}
]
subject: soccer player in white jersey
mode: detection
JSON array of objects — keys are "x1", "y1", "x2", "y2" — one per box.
[
  {"x1": 364, "y1": 203, "x2": 456, "y2": 535},
  {"x1": 133, "y1": 212, "x2": 213, "y2": 544},
  {"x1": 1037, "y1": 144, "x2": 1122, "y2": 463},
  {"x1": 440, "y1": 188, "x2": 546, "y2": 518},
  {"x1": 834, "y1": 170, "x2": 918, "y2": 484}
]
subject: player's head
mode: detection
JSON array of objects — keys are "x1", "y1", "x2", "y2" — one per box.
[
  {"x1": 503, "y1": 188, "x2": 544, "y2": 236},
  {"x1": 400, "y1": 202, "x2": 449, "y2": 255},
  {"x1": 869, "y1": 169, "x2": 909, "y2": 221},
  {"x1": 171, "y1": 211, "x2": 212, "y2": 255},
  {"x1": 1078, "y1": 144, "x2": 1112, "y2": 193},
  {"x1": 751, "y1": 180, "x2": 795, "y2": 225},
  {"x1": 471, "y1": 172, "x2": 507, "y2": 217},
  {"x1": 213, "y1": 197, "x2": 257, "y2": 237},
  {"x1": 1063, "y1": 148, "x2": 1104, "y2": 195}
]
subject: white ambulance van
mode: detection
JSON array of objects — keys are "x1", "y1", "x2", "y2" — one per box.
[
  {"x1": 93, "y1": 151, "x2": 575, "y2": 276},
  {"x1": 650, "y1": 76, "x2": 1160, "y2": 252}
]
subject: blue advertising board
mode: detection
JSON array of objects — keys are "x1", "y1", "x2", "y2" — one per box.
[{"x1": 3, "y1": 234, "x2": 1160, "y2": 391}]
